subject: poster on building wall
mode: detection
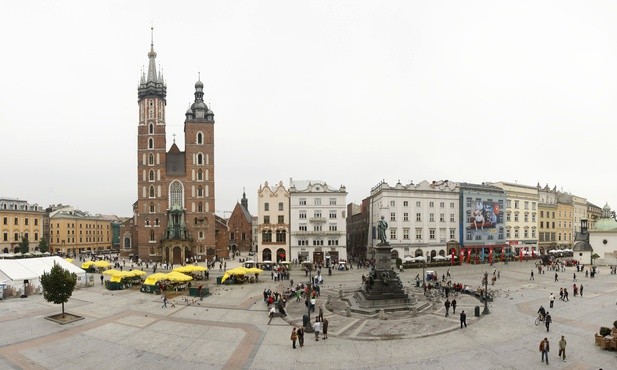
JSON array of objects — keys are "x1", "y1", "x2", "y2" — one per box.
[{"x1": 466, "y1": 199, "x2": 501, "y2": 231}]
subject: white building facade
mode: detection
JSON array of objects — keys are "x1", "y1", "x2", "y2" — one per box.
[
  {"x1": 368, "y1": 180, "x2": 460, "y2": 261},
  {"x1": 489, "y1": 182, "x2": 539, "y2": 254},
  {"x1": 289, "y1": 179, "x2": 347, "y2": 266}
]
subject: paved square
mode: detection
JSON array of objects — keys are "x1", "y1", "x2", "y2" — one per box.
[{"x1": 1, "y1": 260, "x2": 616, "y2": 369}]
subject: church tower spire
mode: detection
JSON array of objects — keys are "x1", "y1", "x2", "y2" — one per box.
[
  {"x1": 241, "y1": 188, "x2": 248, "y2": 209},
  {"x1": 138, "y1": 27, "x2": 166, "y2": 100}
]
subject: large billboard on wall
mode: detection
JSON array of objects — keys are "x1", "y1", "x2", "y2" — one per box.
[{"x1": 461, "y1": 189, "x2": 506, "y2": 245}]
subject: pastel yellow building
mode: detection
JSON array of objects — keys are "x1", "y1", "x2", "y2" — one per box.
[
  {"x1": 0, "y1": 198, "x2": 45, "y2": 253},
  {"x1": 47, "y1": 206, "x2": 112, "y2": 256},
  {"x1": 556, "y1": 195, "x2": 574, "y2": 247}
]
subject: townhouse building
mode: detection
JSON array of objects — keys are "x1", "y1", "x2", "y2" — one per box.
[
  {"x1": 489, "y1": 182, "x2": 539, "y2": 254},
  {"x1": 368, "y1": 180, "x2": 459, "y2": 261},
  {"x1": 0, "y1": 198, "x2": 45, "y2": 253},
  {"x1": 257, "y1": 181, "x2": 289, "y2": 262},
  {"x1": 289, "y1": 179, "x2": 347, "y2": 266}
]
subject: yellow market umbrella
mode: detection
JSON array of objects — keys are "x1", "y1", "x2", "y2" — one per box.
[
  {"x1": 221, "y1": 272, "x2": 231, "y2": 283},
  {"x1": 220, "y1": 267, "x2": 250, "y2": 283},
  {"x1": 174, "y1": 265, "x2": 208, "y2": 273},
  {"x1": 81, "y1": 261, "x2": 95, "y2": 269},
  {"x1": 144, "y1": 273, "x2": 169, "y2": 286},
  {"x1": 94, "y1": 260, "x2": 111, "y2": 268},
  {"x1": 226, "y1": 267, "x2": 249, "y2": 275},
  {"x1": 165, "y1": 271, "x2": 193, "y2": 282},
  {"x1": 172, "y1": 265, "x2": 191, "y2": 273},
  {"x1": 129, "y1": 270, "x2": 146, "y2": 276},
  {"x1": 65, "y1": 258, "x2": 74, "y2": 263}
]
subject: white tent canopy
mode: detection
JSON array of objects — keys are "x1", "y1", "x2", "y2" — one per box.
[{"x1": 0, "y1": 256, "x2": 86, "y2": 290}]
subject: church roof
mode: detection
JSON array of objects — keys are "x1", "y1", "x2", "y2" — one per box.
[
  {"x1": 573, "y1": 241, "x2": 593, "y2": 252},
  {"x1": 168, "y1": 143, "x2": 181, "y2": 153},
  {"x1": 166, "y1": 152, "x2": 185, "y2": 175},
  {"x1": 591, "y1": 203, "x2": 617, "y2": 232}
]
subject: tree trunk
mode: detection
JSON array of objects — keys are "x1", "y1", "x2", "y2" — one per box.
[{"x1": 62, "y1": 302, "x2": 65, "y2": 318}]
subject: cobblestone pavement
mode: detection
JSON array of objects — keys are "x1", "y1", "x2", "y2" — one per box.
[{"x1": 1, "y1": 260, "x2": 616, "y2": 369}]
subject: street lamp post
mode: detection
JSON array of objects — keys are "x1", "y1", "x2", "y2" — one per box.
[
  {"x1": 483, "y1": 271, "x2": 490, "y2": 314},
  {"x1": 422, "y1": 262, "x2": 427, "y2": 295},
  {"x1": 304, "y1": 263, "x2": 314, "y2": 332}
]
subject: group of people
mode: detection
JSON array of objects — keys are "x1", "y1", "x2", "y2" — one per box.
[
  {"x1": 539, "y1": 335, "x2": 567, "y2": 364},
  {"x1": 289, "y1": 316, "x2": 330, "y2": 349}
]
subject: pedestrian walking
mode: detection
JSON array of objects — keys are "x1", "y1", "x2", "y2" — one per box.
[
  {"x1": 451, "y1": 298, "x2": 457, "y2": 314},
  {"x1": 545, "y1": 312, "x2": 552, "y2": 332},
  {"x1": 563, "y1": 288, "x2": 569, "y2": 302},
  {"x1": 554, "y1": 272, "x2": 558, "y2": 282},
  {"x1": 558, "y1": 335, "x2": 567, "y2": 362},
  {"x1": 460, "y1": 310, "x2": 467, "y2": 328},
  {"x1": 290, "y1": 327, "x2": 298, "y2": 349},
  {"x1": 559, "y1": 288, "x2": 564, "y2": 301},
  {"x1": 530, "y1": 270, "x2": 534, "y2": 280},
  {"x1": 297, "y1": 327, "x2": 305, "y2": 347},
  {"x1": 444, "y1": 298, "x2": 451, "y2": 317},
  {"x1": 539, "y1": 337, "x2": 550, "y2": 365},
  {"x1": 549, "y1": 293, "x2": 555, "y2": 308},
  {"x1": 162, "y1": 295, "x2": 168, "y2": 308},
  {"x1": 318, "y1": 304, "x2": 324, "y2": 322},
  {"x1": 580, "y1": 284, "x2": 584, "y2": 297},
  {"x1": 267, "y1": 305, "x2": 276, "y2": 325},
  {"x1": 313, "y1": 318, "x2": 321, "y2": 341},
  {"x1": 573, "y1": 272, "x2": 576, "y2": 281},
  {"x1": 322, "y1": 318, "x2": 329, "y2": 339},
  {"x1": 100, "y1": 275, "x2": 104, "y2": 285}
]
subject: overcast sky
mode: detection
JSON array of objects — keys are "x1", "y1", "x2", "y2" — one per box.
[{"x1": 2, "y1": 1, "x2": 617, "y2": 217}]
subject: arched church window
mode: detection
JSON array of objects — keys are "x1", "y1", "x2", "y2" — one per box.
[
  {"x1": 150, "y1": 230, "x2": 155, "y2": 241},
  {"x1": 149, "y1": 153, "x2": 154, "y2": 165},
  {"x1": 149, "y1": 170, "x2": 155, "y2": 182},
  {"x1": 198, "y1": 170, "x2": 203, "y2": 181},
  {"x1": 149, "y1": 123, "x2": 154, "y2": 134},
  {"x1": 197, "y1": 153, "x2": 203, "y2": 165},
  {"x1": 197, "y1": 132, "x2": 203, "y2": 144},
  {"x1": 148, "y1": 138, "x2": 154, "y2": 149},
  {"x1": 198, "y1": 202, "x2": 203, "y2": 212},
  {"x1": 169, "y1": 181, "x2": 184, "y2": 209},
  {"x1": 198, "y1": 186, "x2": 203, "y2": 197}
]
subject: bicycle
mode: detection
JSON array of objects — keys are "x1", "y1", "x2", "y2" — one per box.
[{"x1": 535, "y1": 314, "x2": 545, "y2": 325}]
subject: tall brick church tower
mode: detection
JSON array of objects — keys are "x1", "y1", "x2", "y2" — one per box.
[{"x1": 134, "y1": 29, "x2": 216, "y2": 264}]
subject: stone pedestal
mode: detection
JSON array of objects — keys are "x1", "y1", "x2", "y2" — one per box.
[{"x1": 356, "y1": 242, "x2": 409, "y2": 309}]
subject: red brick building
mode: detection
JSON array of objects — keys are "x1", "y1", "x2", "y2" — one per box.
[
  {"x1": 227, "y1": 191, "x2": 253, "y2": 255},
  {"x1": 130, "y1": 31, "x2": 218, "y2": 263}
]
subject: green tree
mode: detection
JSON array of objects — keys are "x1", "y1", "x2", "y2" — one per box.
[
  {"x1": 591, "y1": 253, "x2": 600, "y2": 263},
  {"x1": 40, "y1": 263, "x2": 77, "y2": 318},
  {"x1": 38, "y1": 237, "x2": 49, "y2": 253},
  {"x1": 19, "y1": 235, "x2": 29, "y2": 254}
]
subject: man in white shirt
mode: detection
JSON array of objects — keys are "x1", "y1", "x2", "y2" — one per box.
[{"x1": 313, "y1": 319, "x2": 321, "y2": 341}]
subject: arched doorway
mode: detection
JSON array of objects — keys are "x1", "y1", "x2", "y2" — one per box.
[
  {"x1": 415, "y1": 249, "x2": 424, "y2": 257},
  {"x1": 173, "y1": 247, "x2": 182, "y2": 264},
  {"x1": 276, "y1": 248, "x2": 286, "y2": 262},
  {"x1": 430, "y1": 250, "x2": 437, "y2": 260},
  {"x1": 2, "y1": 247, "x2": 8, "y2": 253},
  {"x1": 262, "y1": 248, "x2": 272, "y2": 262},
  {"x1": 439, "y1": 250, "x2": 445, "y2": 256}
]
